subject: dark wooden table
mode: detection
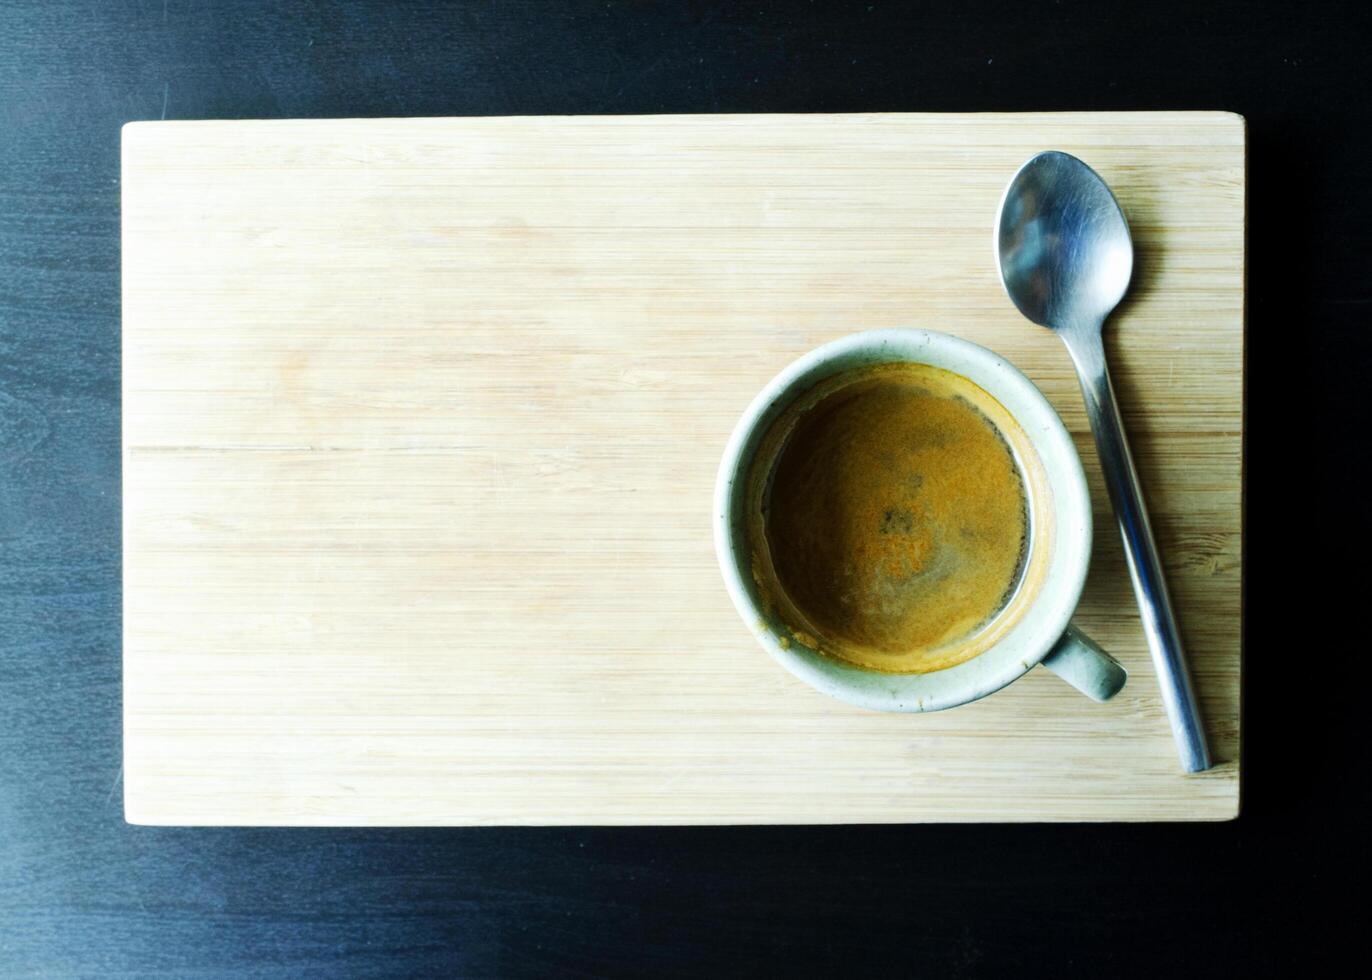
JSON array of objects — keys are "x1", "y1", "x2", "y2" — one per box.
[{"x1": 2, "y1": 1, "x2": 1366, "y2": 975}]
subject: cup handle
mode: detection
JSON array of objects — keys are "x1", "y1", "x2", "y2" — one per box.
[{"x1": 1039, "y1": 625, "x2": 1128, "y2": 702}]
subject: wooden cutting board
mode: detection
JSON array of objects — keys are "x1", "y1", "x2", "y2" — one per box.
[{"x1": 122, "y1": 112, "x2": 1243, "y2": 825}]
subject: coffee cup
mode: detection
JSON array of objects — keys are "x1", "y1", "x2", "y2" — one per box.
[{"x1": 713, "y1": 329, "x2": 1125, "y2": 711}]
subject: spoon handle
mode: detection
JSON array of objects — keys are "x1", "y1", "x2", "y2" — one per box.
[{"x1": 1061, "y1": 326, "x2": 1212, "y2": 773}]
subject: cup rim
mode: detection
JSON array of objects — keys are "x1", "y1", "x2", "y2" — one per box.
[{"x1": 712, "y1": 328, "x2": 1093, "y2": 712}]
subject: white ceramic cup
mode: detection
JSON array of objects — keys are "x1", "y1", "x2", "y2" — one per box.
[{"x1": 713, "y1": 329, "x2": 1126, "y2": 712}]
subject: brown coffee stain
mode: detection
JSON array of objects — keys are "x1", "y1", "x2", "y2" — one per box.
[{"x1": 748, "y1": 362, "x2": 1043, "y2": 674}]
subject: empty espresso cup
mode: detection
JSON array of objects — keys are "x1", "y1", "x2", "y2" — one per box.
[{"x1": 713, "y1": 329, "x2": 1125, "y2": 712}]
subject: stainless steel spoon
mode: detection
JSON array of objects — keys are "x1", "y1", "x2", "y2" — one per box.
[{"x1": 996, "y1": 151, "x2": 1211, "y2": 773}]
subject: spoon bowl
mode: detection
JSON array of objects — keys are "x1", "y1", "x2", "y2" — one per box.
[{"x1": 997, "y1": 150, "x2": 1135, "y2": 332}]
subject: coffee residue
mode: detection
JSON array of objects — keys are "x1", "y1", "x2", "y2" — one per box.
[{"x1": 758, "y1": 363, "x2": 1029, "y2": 669}]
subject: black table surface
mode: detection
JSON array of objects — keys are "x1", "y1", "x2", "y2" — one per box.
[{"x1": 2, "y1": 0, "x2": 1367, "y2": 975}]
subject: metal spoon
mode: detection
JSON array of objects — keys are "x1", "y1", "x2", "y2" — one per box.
[{"x1": 995, "y1": 151, "x2": 1211, "y2": 773}]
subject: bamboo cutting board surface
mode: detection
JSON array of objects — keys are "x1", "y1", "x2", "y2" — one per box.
[{"x1": 122, "y1": 112, "x2": 1243, "y2": 824}]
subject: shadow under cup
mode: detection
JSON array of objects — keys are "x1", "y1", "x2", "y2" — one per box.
[{"x1": 744, "y1": 360, "x2": 1056, "y2": 676}]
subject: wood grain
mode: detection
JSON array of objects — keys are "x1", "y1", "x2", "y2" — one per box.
[{"x1": 121, "y1": 112, "x2": 1243, "y2": 825}]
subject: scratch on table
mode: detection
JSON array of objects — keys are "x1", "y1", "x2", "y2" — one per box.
[
  {"x1": 106, "y1": 764, "x2": 124, "y2": 806},
  {"x1": 160, "y1": 82, "x2": 169, "y2": 120}
]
